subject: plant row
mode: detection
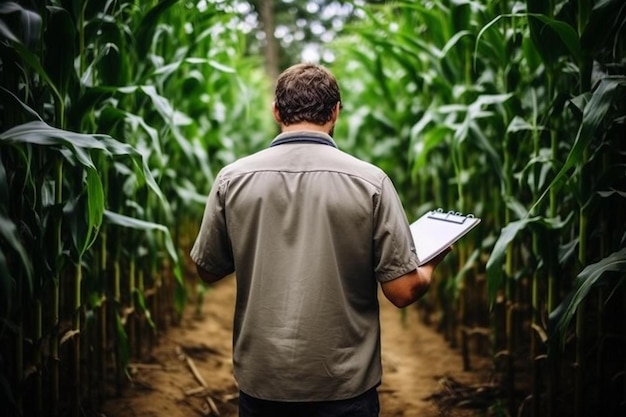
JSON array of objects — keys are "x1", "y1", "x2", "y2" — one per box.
[
  {"x1": 327, "y1": 1, "x2": 625, "y2": 416},
  {"x1": 0, "y1": 1, "x2": 272, "y2": 416}
]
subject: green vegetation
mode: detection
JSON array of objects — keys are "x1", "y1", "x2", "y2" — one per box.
[
  {"x1": 1, "y1": 1, "x2": 271, "y2": 416},
  {"x1": 1, "y1": 1, "x2": 624, "y2": 417},
  {"x1": 329, "y1": 1, "x2": 626, "y2": 416}
]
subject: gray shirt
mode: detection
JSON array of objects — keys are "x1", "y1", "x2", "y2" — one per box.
[{"x1": 190, "y1": 130, "x2": 419, "y2": 401}]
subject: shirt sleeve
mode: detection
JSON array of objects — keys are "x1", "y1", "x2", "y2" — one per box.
[
  {"x1": 190, "y1": 175, "x2": 235, "y2": 277},
  {"x1": 372, "y1": 176, "x2": 419, "y2": 282}
]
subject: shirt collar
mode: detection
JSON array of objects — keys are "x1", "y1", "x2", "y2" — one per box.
[{"x1": 269, "y1": 131, "x2": 338, "y2": 148}]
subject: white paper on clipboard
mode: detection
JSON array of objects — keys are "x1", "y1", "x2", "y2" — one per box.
[{"x1": 410, "y1": 208, "x2": 481, "y2": 265}]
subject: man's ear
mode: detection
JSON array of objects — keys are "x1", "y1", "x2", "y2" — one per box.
[
  {"x1": 272, "y1": 102, "x2": 282, "y2": 123},
  {"x1": 331, "y1": 101, "x2": 341, "y2": 122}
]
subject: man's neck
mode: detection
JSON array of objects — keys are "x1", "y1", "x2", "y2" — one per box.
[{"x1": 281, "y1": 121, "x2": 333, "y2": 135}]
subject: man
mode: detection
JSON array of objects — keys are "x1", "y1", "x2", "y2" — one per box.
[{"x1": 190, "y1": 63, "x2": 449, "y2": 417}]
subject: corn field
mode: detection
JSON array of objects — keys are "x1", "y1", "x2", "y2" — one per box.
[{"x1": 1, "y1": 1, "x2": 625, "y2": 417}]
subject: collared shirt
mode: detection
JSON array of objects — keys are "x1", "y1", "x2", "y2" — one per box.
[{"x1": 191, "y1": 130, "x2": 419, "y2": 401}]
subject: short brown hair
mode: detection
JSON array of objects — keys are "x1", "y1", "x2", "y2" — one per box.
[{"x1": 274, "y1": 63, "x2": 341, "y2": 126}]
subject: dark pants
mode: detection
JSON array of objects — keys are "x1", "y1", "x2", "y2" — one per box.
[{"x1": 238, "y1": 387, "x2": 380, "y2": 417}]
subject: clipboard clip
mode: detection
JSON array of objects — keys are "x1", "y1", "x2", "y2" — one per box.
[{"x1": 427, "y1": 208, "x2": 474, "y2": 224}]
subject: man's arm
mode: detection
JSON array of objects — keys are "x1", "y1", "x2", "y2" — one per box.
[{"x1": 380, "y1": 247, "x2": 450, "y2": 308}]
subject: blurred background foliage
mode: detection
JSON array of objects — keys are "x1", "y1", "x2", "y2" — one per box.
[{"x1": 1, "y1": 0, "x2": 625, "y2": 417}]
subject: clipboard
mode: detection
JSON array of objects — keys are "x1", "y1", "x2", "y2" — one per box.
[{"x1": 410, "y1": 208, "x2": 481, "y2": 265}]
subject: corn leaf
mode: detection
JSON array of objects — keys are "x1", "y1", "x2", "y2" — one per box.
[
  {"x1": 135, "y1": 0, "x2": 179, "y2": 59},
  {"x1": 0, "y1": 244, "x2": 13, "y2": 321},
  {"x1": 486, "y1": 216, "x2": 540, "y2": 305},
  {"x1": 103, "y1": 210, "x2": 182, "y2": 287},
  {"x1": 549, "y1": 248, "x2": 626, "y2": 347},
  {"x1": 0, "y1": 214, "x2": 34, "y2": 298},
  {"x1": 44, "y1": 6, "x2": 75, "y2": 94},
  {"x1": 63, "y1": 169, "x2": 105, "y2": 259},
  {"x1": 133, "y1": 288, "x2": 156, "y2": 331},
  {"x1": 531, "y1": 76, "x2": 626, "y2": 212},
  {"x1": 0, "y1": 121, "x2": 104, "y2": 167},
  {"x1": 115, "y1": 312, "x2": 131, "y2": 375},
  {"x1": 530, "y1": 14, "x2": 582, "y2": 65},
  {"x1": 0, "y1": 121, "x2": 168, "y2": 209},
  {"x1": 0, "y1": 2, "x2": 41, "y2": 47},
  {"x1": 0, "y1": 156, "x2": 34, "y2": 295}
]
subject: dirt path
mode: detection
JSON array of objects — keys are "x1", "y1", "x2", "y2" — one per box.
[{"x1": 100, "y1": 276, "x2": 489, "y2": 417}]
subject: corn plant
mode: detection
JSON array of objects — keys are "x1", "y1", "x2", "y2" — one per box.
[
  {"x1": 0, "y1": 1, "x2": 272, "y2": 416},
  {"x1": 331, "y1": 0, "x2": 504, "y2": 350},
  {"x1": 328, "y1": 0, "x2": 625, "y2": 416}
]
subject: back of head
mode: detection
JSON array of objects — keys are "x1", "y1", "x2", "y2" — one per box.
[{"x1": 274, "y1": 63, "x2": 342, "y2": 126}]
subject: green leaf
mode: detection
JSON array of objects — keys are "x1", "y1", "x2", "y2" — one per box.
[
  {"x1": 506, "y1": 115, "x2": 544, "y2": 134},
  {"x1": 0, "y1": 213, "x2": 33, "y2": 298},
  {"x1": 0, "y1": 19, "x2": 18, "y2": 42},
  {"x1": 486, "y1": 216, "x2": 541, "y2": 305},
  {"x1": 0, "y1": 250, "x2": 13, "y2": 320},
  {"x1": 0, "y1": 121, "x2": 169, "y2": 212},
  {"x1": 133, "y1": 288, "x2": 156, "y2": 331},
  {"x1": 115, "y1": 312, "x2": 131, "y2": 373},
  {"x1": 0, "y1": 121, "x2": 103, "y2": 168},
  {"x1": 105, "y1": 85, "x2": 193, "y2": 162},
  {"x1": 207, "y1": 59, "x2": 236, "y2": 74},
  {"x1": 44, "y1": 6, "x2": 75, "y2": 95},
  {"x1": 0, "y1": 2, "x2": 41, "y2": 47},
  {"x1": 86, "y1": 167, "x2": 105, "y2": 229},
  {"x1": 135, "y1": 0, "x2": 179, "y2": 60},
  {"x1": 477, "y1": 11, "x2": 581, "y2": 68},
  {"x1": 531, "y1": 14, "x2": 582, "y2": 65},
  {"x1": 411, "y1": 122, "x2": 451, "y2": 172},
  {"x1": 64, "y1": 168, "x2": 104, "y2": 258},
  {"x1": 103, "y1": 210, "x2": 182, "y2": 289},
  {"x1": 0, "y1": 155, "x2": 9, "y2": 209},
  {"x1": 531, "y1": 76, "x2": 626, "y2": 212},
  {"x1": 0, "y1": 86, "x2": 44, "y2": 122},
  {"x1": 550, "y1": 248, "x2": 626, "y2": 348},
  {"x1": 580, "y1": 0, "x2": 624, "y2": 53},
  {"x1": 4, "y1": 39, "x2": 64, "y2": 118},
  {"x1": 140, "y1": 85, "x2": 192, "y2": 126}
]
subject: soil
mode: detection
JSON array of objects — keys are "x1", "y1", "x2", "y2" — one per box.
[{"x1": 99, "y1": 276, "x2": 496, "y2": 417}]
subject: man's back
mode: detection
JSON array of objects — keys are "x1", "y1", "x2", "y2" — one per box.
[
  {"x1": 199, "y1": 131, "x2": 416, "y2": 401},
  {"x1": 191, "y1": 63, "x2": 439, "y2": 416}
]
